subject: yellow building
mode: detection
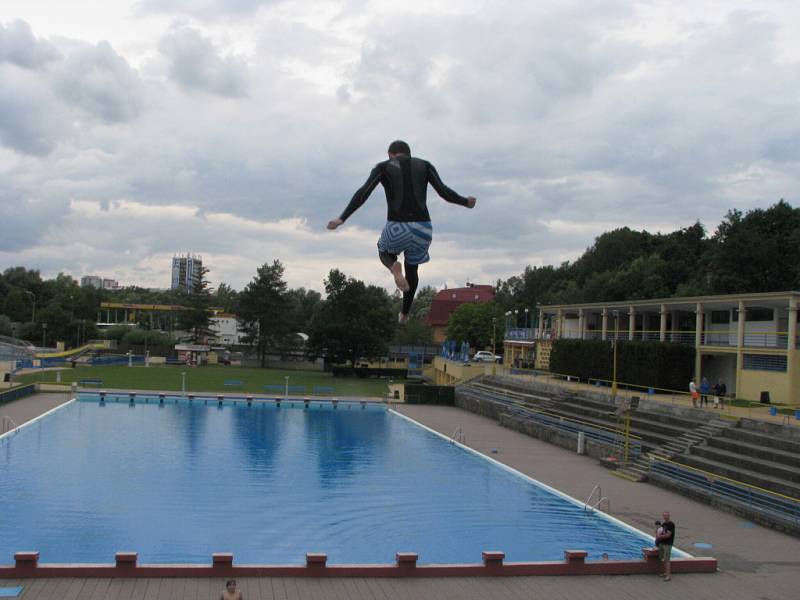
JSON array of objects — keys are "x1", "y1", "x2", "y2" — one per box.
[{"x1": 525, "y1": 291, "x2": 799, "y2": 405}]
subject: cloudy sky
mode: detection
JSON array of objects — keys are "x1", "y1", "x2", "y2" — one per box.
[{"x1": 1, "y1": 1, "x2": 798, "y2": 294}]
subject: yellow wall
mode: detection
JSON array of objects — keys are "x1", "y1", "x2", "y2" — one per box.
[
  {"x1": 738, "y1": 370, "x2": 792, "y2": 405},
  {"x1": 431, "y1": 356, "x2": 486, "y2": 385},
  {"x1": 535, "y1": 340, "x2": 552, "y2": 370}
]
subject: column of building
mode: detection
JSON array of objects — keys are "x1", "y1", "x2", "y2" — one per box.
[
  {"x1": 601, "y1": 308, "x2": 608, "y2": 341},
  {"x1": 628, "y1": 306, "x2": 636, "y2": 341},
  {"x1": 735, "y1": 301, "x2": 746, "y2": 398},
  {"x1": 788, "y1": 297, "x2": 798, "y2": 402},
  {"x1": 660, "y1": 304, "x2": 667, "y2": 342},
  {"x1": 578, "y1": 309, "x2": 585, "y2": 340},
  {"x1": 695, "y1": 302, "x2": 704, "y2": 379}
]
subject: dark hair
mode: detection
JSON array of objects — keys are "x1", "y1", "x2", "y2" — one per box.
[
  {"x1": 388, "y1": 140, "x2": 411, "y2": 155},
  {"x1": 226, "y1": 580, "x2": 236, "y2": 587}
]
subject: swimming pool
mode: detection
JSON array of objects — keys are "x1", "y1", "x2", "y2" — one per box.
[{"x1": 0, "y1": 394, "x2": 675, "y2": 565}]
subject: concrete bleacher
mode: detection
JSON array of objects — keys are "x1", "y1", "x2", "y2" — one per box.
[
  {"x1": 470, "y1": 376, "x2": 711, "y2": 454},
  {"x1": 456, "y1": 374, "x2": 800, "y2": 533}
]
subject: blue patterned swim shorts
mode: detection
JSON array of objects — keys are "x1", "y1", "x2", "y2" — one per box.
[{"x1": 377, "y1": 221, "x2": 433, "y2": 265}]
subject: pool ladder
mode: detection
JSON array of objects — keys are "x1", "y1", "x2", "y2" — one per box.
[
  {"x1": 450, "y1": 426, "x2": 466, "y2": 444},
  {"x1": 1, "y1": 415, "x2": 19, "y2": 435},
  {"x1": 585, "y1": 485, "x2": 610, "y2": 513}
]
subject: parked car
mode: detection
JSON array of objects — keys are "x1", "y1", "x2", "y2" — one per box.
[{"x1": 472, "y1": 351, "x2": 501, "y2": 363}]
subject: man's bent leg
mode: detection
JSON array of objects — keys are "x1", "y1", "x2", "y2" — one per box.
[
  {"x1": 379, "y1": 250, "x2": 409, "y2": 291},
  {"x1": 401, "y1": 262, "x2": 419, "y2": 317}
]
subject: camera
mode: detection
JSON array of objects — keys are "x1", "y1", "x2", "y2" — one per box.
[{"x1": 654, "y1": 521, "x2": 662, "y2": 526}]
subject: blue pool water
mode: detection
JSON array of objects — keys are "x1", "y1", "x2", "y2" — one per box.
[{"x1": 0, "y1": 395, "x2": 668, "y2": 564}]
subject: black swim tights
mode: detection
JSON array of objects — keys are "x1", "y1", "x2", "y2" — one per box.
[{"x1": 379, "y1": 251, "x2": 420, "y2": 316}]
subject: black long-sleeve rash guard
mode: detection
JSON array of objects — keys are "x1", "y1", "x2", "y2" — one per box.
[{"x1": 339, "y1": 155, "x2": 469, "y2": 223}]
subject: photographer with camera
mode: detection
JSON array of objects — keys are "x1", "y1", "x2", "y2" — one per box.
[{"x1": 654, "y1": 511, "x2": 676, "y2": 581}]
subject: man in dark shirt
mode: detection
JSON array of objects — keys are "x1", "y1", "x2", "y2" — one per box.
[
  {"x1": 655, "y1": 510, "x2": 676, "y2": 581},
  {"x1": 327, "y1": 140, "x2": 476, "y2": 324}
]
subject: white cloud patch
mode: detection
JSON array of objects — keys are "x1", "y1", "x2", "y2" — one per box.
[
  {"x1": 0, "y1": 19, "x2": 60, "y2": 69},
  {"x1": 53, "y1": 40, "x2": 145, "y2": 123},
  {"x1": 159, "y1": 26, "x2": 249, "y2": 96},
  {"x1": 1, "y1": 2, "x2": 800, "y2": 293}
]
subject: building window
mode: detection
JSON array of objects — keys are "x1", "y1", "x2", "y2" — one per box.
[
  {"x1": 742, "y1": 354, "x2": 787, "y2": 372},
  {"x1": 710, "y1": 310, "x2": 730, "y2": 324},
  {"x1": 746, "y1": 307, "x2": 774, "y2": 322}
]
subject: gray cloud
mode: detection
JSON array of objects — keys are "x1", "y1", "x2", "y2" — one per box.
[
  {"x1": 0, "y1": 65, "x2": 68, "y2": 155},
  {"x1": 137, "y1": 0, "x2": 280, "y2": 19},
  {"x1": 0, "y1": 19, "x2": 60, "y2": 69},
  {"x1": 53, "y1": 41, "x2": 145, "y2": 123},
  {"x1": 2, "y1": 3, "x2": 800, "y2": 293},
  {"x1": 159, "y1": 27, "x2": 248, "y2": 97}
]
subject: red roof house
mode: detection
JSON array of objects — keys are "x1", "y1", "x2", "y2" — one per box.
[{"x1": 426, "y1": 284, "x2": 495, "y2": 342}]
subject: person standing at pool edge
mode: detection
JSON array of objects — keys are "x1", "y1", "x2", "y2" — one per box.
[
  {"x1": 655, "y1": 511, "x2": 676, "y2": 581},
  {"x1": 327, "y1": 140, "x2": 477, "y2": 324}
]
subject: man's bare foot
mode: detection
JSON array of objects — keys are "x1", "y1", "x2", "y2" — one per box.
[{"x1": 390, "y1": 262, "x2": 409, "y2": 291}]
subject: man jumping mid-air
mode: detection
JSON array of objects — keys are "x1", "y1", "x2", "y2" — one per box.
[{"x1": 327, "y1": 140, "x2": 476, "y2": 324}]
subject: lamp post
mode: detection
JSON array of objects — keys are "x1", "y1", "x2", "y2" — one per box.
[
  {"x1": 492, "y1": 316, "x2": 497, "y2": 356},
  {"x1": 24, "y1": 290, "x2": 35, "y2": 323},
  {"x1": 42, "y1": 322, "x2": 47, "y2": 347},
  {"x1": 181, "y1": 371, "x2": 186, "y2": 394},
  {"x1": 284, "y1": 375, "x2": 290, "y2": 400},
  {"x1": 524, "y1": 307, "x2": 529, "y2": 332},
  {"x1": 612, "y1": 310, "x2": 619, "y2": 400}
]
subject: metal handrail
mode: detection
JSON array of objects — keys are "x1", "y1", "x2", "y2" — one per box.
[
  {"x1": 584, "y1": 485, "x2": 610, "y2": 513},
  {"x1": 464, "y1": 382, "x2": 643, "y2": 439},
  {"x1": 648, "y1": 456, "x2": 800, "y2": 525},
  {"x1": 1, "y1": 415, "x2": 19, "y2": 435}
]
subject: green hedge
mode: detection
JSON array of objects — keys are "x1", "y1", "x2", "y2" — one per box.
[{"x1": 549, "y1": 339, "x2": 694, "y2": 392}]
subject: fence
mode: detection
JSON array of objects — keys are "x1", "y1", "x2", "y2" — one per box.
[
  {"x1": 89, "y1": 355, "x2": 146, "y2": 366},
  {"x1": 0, "y1": 383, "x2": 36, "y2": 406},
  {"x1": 648, "y1": 456, "x2": 800, "y2": 530},
  {"x1": 456, "y1": 383, "x2": 642, "y2": 455}
]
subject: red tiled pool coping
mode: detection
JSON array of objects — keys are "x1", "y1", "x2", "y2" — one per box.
[{"x1": 1, "y1": 549, "x2": 717, "y2": 578}]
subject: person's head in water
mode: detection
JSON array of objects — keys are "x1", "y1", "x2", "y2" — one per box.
[{"x1": 388, "y1": 140, "x2": 411, "y2": 157}]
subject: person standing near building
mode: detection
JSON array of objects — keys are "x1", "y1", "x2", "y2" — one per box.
[
  {"x1": 327, "y1": 140, "x2": 476, "y2": 325},
  {"x1": 700, "y1": 377, "x2": 710, "y2": 407},
  {"x1": 655, "y1": 511, "x2": 676, "y2": 581},
  {"x1": 689, "y1": 378, "x2": 699, "y2": 408},
  {"x1": 714, "y1": 378, "x2": 727, "y2": 408}
]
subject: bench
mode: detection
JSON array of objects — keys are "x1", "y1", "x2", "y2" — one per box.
[
  {"x1": 223, "y1": 380, "x2": 244, "y2": 388},
  {"x1": 79, "y1": 379, "x2": 103, "y2": 387}
]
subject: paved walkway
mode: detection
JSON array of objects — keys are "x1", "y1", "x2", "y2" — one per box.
[{"x1": 2, "y1": 395, "x2": 799, "y2": 599}]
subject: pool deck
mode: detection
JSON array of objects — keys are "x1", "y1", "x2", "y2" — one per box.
[{"x1": 2, "y1": 394, "x2": 799, "y2": 599}]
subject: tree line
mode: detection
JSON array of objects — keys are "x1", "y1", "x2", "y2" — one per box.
[{"x1": 1, "y1": 199, "x2": 796, "y2": 357}]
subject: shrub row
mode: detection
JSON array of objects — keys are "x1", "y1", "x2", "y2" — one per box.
[{"x1": 549, "y1": 339, "x2": 694, "y2": 392}]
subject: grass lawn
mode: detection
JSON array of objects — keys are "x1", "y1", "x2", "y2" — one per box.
[{"x1": 17, "y1": 365, "x2": 402, "y2": 398}]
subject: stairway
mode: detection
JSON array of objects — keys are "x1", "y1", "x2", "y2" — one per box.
[{"x1": 613, "y1": 417, "x2": 738, "y2": 482}]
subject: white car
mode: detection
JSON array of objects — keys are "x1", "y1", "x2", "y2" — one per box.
[{"x1": 472, "y1": 351, "x2": 500, "y2": 363}]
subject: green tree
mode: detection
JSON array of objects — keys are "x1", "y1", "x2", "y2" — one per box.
[
  {"x1": 392, "y1": 319, "x2": 435, "y2": 345},
  {"x1": 445, "y1": 302, "x2": 505, "y2": 350},
  {"x1": 704, "y1": 200, "x2": 800, "y2": 293},
  {"x1": 307, "y1": 269, "x2": 395, "y2": 365},
  {"x1": 0, "y1": 314, "x2": 13, "y2": 336},
  {"x1": 177, "y1": 266, "x2": 215, "y2": 343},
  {"x1": 237, "y1": 260, "x2": 291, "y2": 366},
  {"x1": 213, "y1": 283, "x2": 239, "y2": 313}
]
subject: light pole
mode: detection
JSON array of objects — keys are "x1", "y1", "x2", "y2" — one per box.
[
  {"x1": 611, "y1": 310, "x2": 619, "y2": 400},
  {"x1": 24, "y1": 290, "x2": 35, "y2": 323},
  {"x1": 181, "y1": 371, "x2": 186, "y2": 394},
  {"x1": 524, "y1": 307, "x2": 529, "y2": 332},
  {"x1": 492, "y1": 316, "x2": 497, "y2": 356},
  {"x1": 284, "y1": 375, "x2": 290, "y2": 400},
  {"x1": 42, "y1": 322, "x2": 47, "y2": 347}
]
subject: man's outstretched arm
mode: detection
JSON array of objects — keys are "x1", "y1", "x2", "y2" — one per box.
[
  {"x1": 328, "y1": 165, "x2": 382, "y2": 230},
  {"x1": 428, "y1": 163, "x2": 476, "y2": 208}
]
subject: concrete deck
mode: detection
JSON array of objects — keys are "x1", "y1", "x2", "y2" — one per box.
[{"x1": 1, "y1": 394, "x2": 799, "y2": 599}]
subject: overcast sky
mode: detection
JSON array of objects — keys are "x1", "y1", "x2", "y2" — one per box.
[{"x1": 1, "y1": 1, "x2": 798, "y2": 294}]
